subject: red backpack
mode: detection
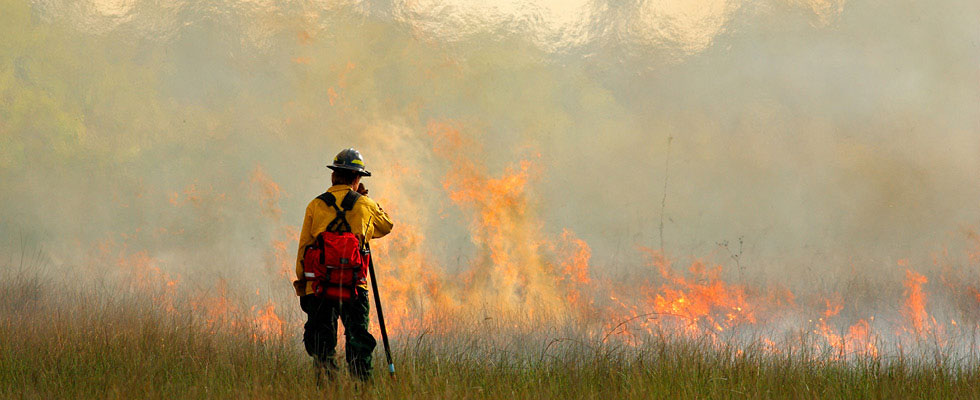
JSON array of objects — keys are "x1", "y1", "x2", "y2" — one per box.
[{"x1": 302, "y1": 190, "x2": 369, "y2": 300}]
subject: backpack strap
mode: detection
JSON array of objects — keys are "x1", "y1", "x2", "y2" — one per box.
[
  {"x1": 316, "y1": 192, "x2": 339, "y2": 212},
  {"x1": 340, "y1": 190, "x2": 362, "y2": 211},
  {"x1": 317, "y1": 190, "x2": 362, "y2": 233},
  {"x1": 340, "y1": 191, "x2": 363, "y2": 252}
]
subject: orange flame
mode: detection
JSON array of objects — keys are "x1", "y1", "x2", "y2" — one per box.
[
  {"x1": 903, "y1": 269, "x2": 930, "y2": 335},
  {"x1": 811, "y1": 296, "x2": 878, "y2": 359},
  {"x1": 252, "y1": 299, "x2": 286, "y2": 341},
  {"x1": 427, "y1": 121, "x2": 568, "y2": 320}
]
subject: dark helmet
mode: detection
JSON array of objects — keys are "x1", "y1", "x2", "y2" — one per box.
[{"x1": 327, "y1": 148, "x2": 372, "y2": 177}]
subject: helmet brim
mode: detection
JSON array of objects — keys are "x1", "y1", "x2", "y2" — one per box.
[{"x1": 327, "y1": 164, "x2": 372, "y2": 177}]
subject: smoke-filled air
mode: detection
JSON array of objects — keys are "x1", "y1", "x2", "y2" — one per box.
[{"x1": 1, "y1": 0, "x2": 979, "y2": 397}]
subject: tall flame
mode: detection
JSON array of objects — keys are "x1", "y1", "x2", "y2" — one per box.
[
  {"x1": 903, "y1": 269, "x2": 930, "y2": 335},
  {"x1": 427, "y1": 121, "x2": 571, "y2": 320}
]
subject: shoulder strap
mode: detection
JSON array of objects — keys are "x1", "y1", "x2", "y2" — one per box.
[
  {"x1": 340, "y1": 190, "x2": 362, "y2": 211},
  {"x1": 316, "y1": 192, "x2": 339, "y2": 210},
  {"x1": 319, "y1": 190, "x2": 361, "y2": 233}
]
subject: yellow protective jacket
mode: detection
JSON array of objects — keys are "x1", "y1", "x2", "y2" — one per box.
[{"x1": 293, "y1": 184, "x2": 394, "y2": 296}]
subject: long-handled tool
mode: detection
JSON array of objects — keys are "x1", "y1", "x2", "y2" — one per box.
[{"x1": 366, "y1": 244, "x2": 395, "y2": 378}]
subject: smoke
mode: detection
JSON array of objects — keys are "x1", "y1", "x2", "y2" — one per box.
[{"x1": 1, "y1": 0, "x2": 979, "y2": 354}]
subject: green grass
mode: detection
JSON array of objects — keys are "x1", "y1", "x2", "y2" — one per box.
[{"x1": 1, "y1": 273, "x2": 977, "y2": 399}]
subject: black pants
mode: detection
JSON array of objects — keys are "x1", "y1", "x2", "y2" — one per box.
[{"x1": 300, "y1": 291, "x2": 376, "y2": 380}]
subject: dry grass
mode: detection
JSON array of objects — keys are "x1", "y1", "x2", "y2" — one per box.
[{"x1": 1, "y1": 268, "x2": 978, "y2": 399}]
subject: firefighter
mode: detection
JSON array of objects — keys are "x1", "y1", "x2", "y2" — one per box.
[{"x1": 293, "y1": 148, "x2": 394, "y2": 382}]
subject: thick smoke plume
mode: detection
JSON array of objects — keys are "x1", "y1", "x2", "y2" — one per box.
[{"x1": 1, "y1": 0, "x2": 978, "y2": 358}]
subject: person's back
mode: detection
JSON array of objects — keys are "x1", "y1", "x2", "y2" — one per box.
[{"x1": 293, "y1": 148, "x2": 393, "y2": 382}]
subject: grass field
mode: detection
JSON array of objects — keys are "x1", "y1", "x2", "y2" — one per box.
[{"x1": 2, "y1": 267, "x2": 978, "y2": 399}]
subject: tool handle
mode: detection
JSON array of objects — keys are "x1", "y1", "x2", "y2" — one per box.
[{"x1": 366, "y1": 244, "x2": 395, "y2": 378}]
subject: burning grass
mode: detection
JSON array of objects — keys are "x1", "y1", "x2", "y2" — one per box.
[
  {"x1": 2, "y1": 124, "x2": 978, "y2": 397},
  {"x1": 1, "y1": 267, "x2": 977, "y2": 399}
]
